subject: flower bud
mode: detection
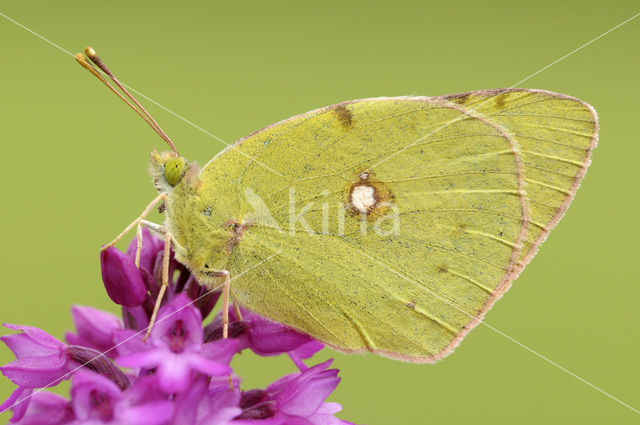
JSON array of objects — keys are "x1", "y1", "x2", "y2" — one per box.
[{"x1": 100, "y1": 247, "x2": 147, "y2": 307}]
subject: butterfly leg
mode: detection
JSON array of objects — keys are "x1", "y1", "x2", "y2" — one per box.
[
  {"x1": 201, "y1": 270, "x2": 231, "y2": 338},
  {"x1": 138, "y1": 227, "x2": 187, "y2": 340},
  {"x1": 217, "y1": 270, "x2": 234, "y2": 390},
  {"x1": 133, "y1": 223, "x2": 143, "y2": 268},
  {"x1": 220, "y1": 270, "x2": 231, "y2": 339},
  {"x1": 101, "y1": 193, "x2": 167, "y2": 251},
  {"x1": 144, "y1": 231, "x2": 173, "y2": 340},
  {"x1": 138, "y1": 219, "x2": 188, "y2": 259}
]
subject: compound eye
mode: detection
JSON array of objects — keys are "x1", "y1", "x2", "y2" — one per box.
[{"x1": 164, "y1": 157, "x2": 185, "y2": 186}]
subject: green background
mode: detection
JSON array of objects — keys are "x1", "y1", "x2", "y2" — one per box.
[{"x1": 1, "y1": 1, "x2": 638, "y2": 424}]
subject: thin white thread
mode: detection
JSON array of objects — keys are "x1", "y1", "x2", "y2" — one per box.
[
  {"x1": 366, "y1": 11, "x2": 640, "y2": 172},
  {"x1": 0, "y1": 250, "x2": 282, "y2": 414},
  {"x1": 355, "y1": 247, "x2": 640, "y2": 416},
  {"x1": 0, "y1": 12, "x2": 74, "y2": 56},
  {"x1": 0, "y1": 11, "x2": 284, "y2": 178}
]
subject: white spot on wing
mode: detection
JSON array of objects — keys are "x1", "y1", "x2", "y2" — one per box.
[{"x1": 351, "y1": 185, "x2": 376, "y2": 213}]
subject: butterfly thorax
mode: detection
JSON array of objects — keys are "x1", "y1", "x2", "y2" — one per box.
[{"x1": 149, "y1": 150, "x2": 236, "y2": 286}]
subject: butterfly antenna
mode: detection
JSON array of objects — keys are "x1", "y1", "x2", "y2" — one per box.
[{"x1": 74, "y1": 47, "x2": 178, "y2": 155}]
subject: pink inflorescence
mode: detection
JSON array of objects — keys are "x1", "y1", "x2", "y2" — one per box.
[{"x1": 0, "y1": 229, "x2": 355, "y2": 425}]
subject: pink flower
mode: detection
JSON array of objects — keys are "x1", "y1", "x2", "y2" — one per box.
[
  {"x1": 171, "y1": 378, "x2": 242, "y2": 425},
  {"x1": 1, "y1": 237, "x2": 356, "y2": 424},
  {"x1": 116, "y1": 294, "x2": 234, "y2": 393},
  {"x1": 9, "y1": 390, "x2": 73, "y2": 425},
  {"x1": 1, "y1": 324, "x2": 73, "y2": 388},
  {"x1": 65, "y1": 306, "x2": 122, "y2": 355},
  {"x1": 235, "y1": 360, "x2": 354, "y2": 425},
  {"x1": 205, "y1": 308, "x2": 324, "y2": 366},
  {"x1": 70, "y1": 371, "x2": 172, "y2": 425}
]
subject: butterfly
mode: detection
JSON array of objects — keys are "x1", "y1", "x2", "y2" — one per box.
[{"x1": 77, "y1": 47, "x2": 597, "y2": 363}]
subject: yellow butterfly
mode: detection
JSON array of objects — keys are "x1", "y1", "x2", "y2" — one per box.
[{"x1": 77, "y1": 47, "x2": 597, "y2": 363}]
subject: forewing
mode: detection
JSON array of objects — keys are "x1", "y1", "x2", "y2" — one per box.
[{"x1": 201, "y1": 97, "x2": 529, "y2": 361}]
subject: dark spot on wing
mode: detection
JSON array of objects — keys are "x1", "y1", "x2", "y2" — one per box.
[
  {"x1": 334, "y1": 105, "x2": 354, "y2": 130},
  {"x1": 437, "y1": 265, "x2": 448, "y2": 273},
  {"x1": 451, "y1": 94, "x2": 470, "y2": 105},
  {"x1": 406, "y1": 300, "x2": 416, "y2": 309},
  {"x1": 224, "y1": 220, "x2": 249, "y2": 253},
  {"x1": 495, "y1": 93, "x2": 508, "y2": 109}
]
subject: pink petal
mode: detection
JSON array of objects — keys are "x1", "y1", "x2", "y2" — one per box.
[
  {"x1": 272, "y1": 416, "x2": 311, "y2": 425},
  {"x1": 210, "y1": 386, "x2": 241, "y2": 410},
  {"x1": 116, "y1": 349, "x2": 163, "y2": 369},
  {"x1": 10, "y1": 391, "x2": 72, "y2": 425},
  {"x1": 71, "y1": 371, "x2": 122, "y2": 420},
  {"x1": 186, "y1": 353, "x2": 231, "y2": 377},
  {"x1": 200, "y1": 407, "x2": 243, "y2": 425},
  {"x1": 278, "y1": 374, "x2": 340, "y2": 417},
  {"x1": 246, "y1": 316, "x2": 315, "y2": 356},
  {"x1": 118, "y1": 401, "x2": 174, "y2": 425},
  {"x1": 122, "y1": 306, "x2": 150, "y2": 332},
  {"x1": 67, "y1": 305, "x2": 122, "y2": 352},
  {"x1": 291, "y1": 341, "x2": 324, "y2": 359},
  {"x1": 308, "y1": 414, "x2": 349, "y2": 425},
  {"x1": 315, "y1": 402, "x2": 342, "y2": 415},
  {"x1": 1, "y1": 354, "x2": 69, "y2": 387},
  {"x1": 308, "y1": 403, "x2": 352, "y2": 425},
  {"x1": 112, "y1": 329, "x2": 149, "y2": 357},
  {"x1": 0, "y1": 386, "x2": 32, "y2": 422},
  {"x1": 233, "y1": 418, "x2": 286, "y2": 425},
  {"x1": 171, "y1": 378, "x2": 210, "y2": 425},
  {"x1": 209, "y1": 373, "x2": 242, "y2": 393},
  {"x1": 125, "y1": 375, "x2": 167, "y2": 405},
  {"x1": 267, "y1": 359, "x2": 333, "y2": 396},
  {"x1": 200, "y1": 339, "x2": 239, "y2": 365},
  {"x1": 1, "y1": 334, "x2": 60, "y2": 359},
  {"x1": 3, "y1": 325, "x2": 64, "y2": 351},
  {"x1": 155, "y1": 354, "x2": 192, "y2": 392},
  {"x1": 272, "y1": 361, "x2": 339, "y2": 417}
]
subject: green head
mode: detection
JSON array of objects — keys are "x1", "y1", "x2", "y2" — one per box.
[
  {"x1": 149, "y1": 150, "x2": 197, "y2": 193},
  {"x1": 164, "y1": 156, "x2": 185, "y2": 186}
]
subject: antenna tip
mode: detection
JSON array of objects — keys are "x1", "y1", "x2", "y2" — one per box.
[
  {"x1": 85, "y1": 46, "x2": 96, "y2": 58},
  {"x1": 75, "y1": 53, "x2": 87, "y2": 64}
]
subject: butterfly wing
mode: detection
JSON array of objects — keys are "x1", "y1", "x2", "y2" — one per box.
[
  {"x1": 437, "y1": 89, "x2": 599, "y2": 267},
  {"x1": 198, "y1": 91, "x2": 596, "y2": 362}
]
